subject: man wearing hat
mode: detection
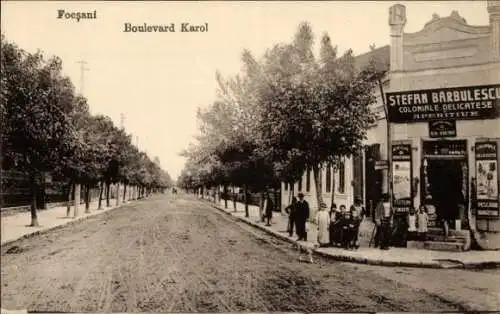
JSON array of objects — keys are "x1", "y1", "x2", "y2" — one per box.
[
  {"x1": 374, "y1": 193, "x2": 393, "y2": 250},
  {"x1": 295, "y1": 193, "x2": 310, "y2": 241}
]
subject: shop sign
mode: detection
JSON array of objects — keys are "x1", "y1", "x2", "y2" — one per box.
[
  {"x1": 386, "y1": 84, "x2": 500, "y2": 123},
  {"x1": 475, "y1": 142, "x2": 499, "y2": 217},
  {"x1": 429, "y1": 120, "x2": 456, "y2": 138},
  {"x1": 392, "y1": 144, "x2": 413, "y2": 213},
  {"x1": 375, "y1": 160, "x2": 388, "y2": 170}
]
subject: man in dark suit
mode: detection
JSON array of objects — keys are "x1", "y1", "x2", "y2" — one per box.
[
  {"x1": 295, "y1": 193, "x2": 310, "y2": 241},
  {"x1": 374, "y1": 193, "x2": 393, "y2": 250}
]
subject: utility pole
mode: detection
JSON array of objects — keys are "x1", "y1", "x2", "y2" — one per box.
[
  {"x1": 120, "y1": 113, "x2": 125, "y2": 130},
  {"x1": 379, "y1": 79, "x2": 393, "y2": 202},
  {"x1": 74, "y1": 60, "x2": 89, "y2": 218},
  {"x1": 76, "y1": 60, "x2": 89, "y2": 94}
]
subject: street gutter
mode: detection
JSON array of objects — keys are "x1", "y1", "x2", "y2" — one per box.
[{"x1": 208, "y1": 201, "x2": 500, "y2": 270}]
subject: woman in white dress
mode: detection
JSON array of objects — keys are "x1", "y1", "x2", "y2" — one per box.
[{"x1": 315, "y1": 203, "x2": 330, "y2": 247}]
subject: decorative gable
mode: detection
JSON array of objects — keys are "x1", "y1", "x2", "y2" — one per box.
[
  {"x1": 404, "y1": 11, "x2": 490, "y2": 46},
  {"x1": 402, "y1": 11, "x2": 492, "y2": 71}
]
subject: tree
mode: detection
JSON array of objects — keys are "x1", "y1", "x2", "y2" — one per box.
[
  {"x1": 2, "y1": 36, "x2": 77, "y2": 226},
  {"x1": 254, "y1": 23, "x2": 379, "y2": 215}
]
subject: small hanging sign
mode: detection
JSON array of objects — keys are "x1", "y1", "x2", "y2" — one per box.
[{"x1": 429, "y1": 120, "x2": 457, "y2": 138}]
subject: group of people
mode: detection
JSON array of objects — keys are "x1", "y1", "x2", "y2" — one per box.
[
  {"x1": 368, "y1": 194, "x2": 431, "y2": 249},
  {"x1": 284, "y1": 193, "x2": 431, "y2": 251},
  {"x1": 285, "y1": 193, "x2": 365, "y2": 249}
]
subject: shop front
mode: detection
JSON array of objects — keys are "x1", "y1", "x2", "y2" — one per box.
[
  {"x1": 385, "y1": 2, "x2": 500, "y2": 249},
  {"x1": 386, "y1": 85, "x2": 500, "y2": 249}
]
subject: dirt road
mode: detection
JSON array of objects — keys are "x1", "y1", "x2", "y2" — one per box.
[{"x1": 1, "y1": 195, "x2": 498, "y2": 312}]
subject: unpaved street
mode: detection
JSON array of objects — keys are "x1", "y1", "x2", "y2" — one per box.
[{"x1": 1, "y1": 195, "x2": 499, "y2": 312}]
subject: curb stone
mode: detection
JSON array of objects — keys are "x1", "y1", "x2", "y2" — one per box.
[
  {"x1": 1, "y1": 200, "x2": 138, "y2": 247},
  {"x1": 208, "y1": 202, "x2": 500, "y2": 269}
]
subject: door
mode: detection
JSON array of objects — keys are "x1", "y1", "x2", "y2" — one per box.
[
  {"x1": 364, "y1": 144, "x2": 383, "y2": 218},
  {"x1": 427, "y1": 159, "x2": 466, "y2": 228}
]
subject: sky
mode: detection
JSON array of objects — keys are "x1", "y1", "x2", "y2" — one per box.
[{"x1": 1, "y1": 1, "x2": 490, "y2": 180}]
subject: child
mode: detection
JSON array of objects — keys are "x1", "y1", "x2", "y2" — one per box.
[
  {"x1": 407, "y1": 206, "x2": 417, "y2": 241},
  {"x1": 339, "y1": 205, "x2": 352, "y2": 249},
  {"x1": 329, "y1": 203, "x2": 342, "y2": 247},
  {"x1": 315, "y1": 203, "x2": 330, "y2": 247},
  {"x1": 417, "y1": 205, "x2": 429, "y2": 241}
]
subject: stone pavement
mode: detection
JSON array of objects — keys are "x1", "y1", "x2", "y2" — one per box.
[
  {"x1": 1, "y1": 198, "x2": 128, "y2": 245},
  {"x1": 211, "y1": 199, "x2": 500, "y2": 269}
]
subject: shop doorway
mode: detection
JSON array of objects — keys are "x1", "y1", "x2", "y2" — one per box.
[
  {"x1": 364, "y1": 144, "x2": 383, "y2": 218},
  {"x1": 422, "y1": 140, "x2": 468, "y2": 229}
]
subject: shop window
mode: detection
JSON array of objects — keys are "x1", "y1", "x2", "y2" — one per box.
[
  {"x1": 306, "y1": 169, "x2": 311, "y2": 192},
  {"x1": 325, "y1": 165, "x2": 331, "y2": 193},
  {"x1": 338, "y1": 161, "x2": 345, "y2": 194}
]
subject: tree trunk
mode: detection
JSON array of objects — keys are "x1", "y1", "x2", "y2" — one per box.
[
  {"x1": 106, "y1": 182, "x2": 111, "y2": 207},
  {"x1": 29, "y1": 174, "x2": 39, "y2": 227},
  {"x1": 274, "y1": 187, "x2": 279, "y2": 213},
  {"x1": 232, "y1": 186, "x2": 237, "y2": 212},
  {"x1": 123, "y1": 184, "x2": 127, "y2": 203},
  {"x1": 39, "y1": 174, "x2": 47, "y2": 210},
  {"x1": 98, "y1": 181, "x2": 104, "y2": 209},
  {"x1": 73, "y1": 183, "x2": 81, "y2": 218},
  {"x1": 312, "y1": 163, "x2": 324, "y2": 219},
  {"x1": 331, "y1": 163, "x2": 337, "y2": 209},
  {"x1": 259, "y1": 191, "x2": 264, "y2": 219},
  {"x1": 66, "y1": 180, "x2": 74, "y2": 217},
  {"x1": 244, "y1": 184, "x2": 249, "y2": 218},
  {"x1": 223, "y1": 185, "x2": 228, "y2": 209},
  {"x1": 84, "y1": 184, "x2": 91, "y2": 213},
  {"x1": 115, "y1": 183, "x2": 120, "y2": 206}
]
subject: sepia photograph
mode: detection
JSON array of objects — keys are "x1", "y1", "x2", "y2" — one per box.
[{"x1": 1, "y1": 1, "x2": 499, "y2": 313}]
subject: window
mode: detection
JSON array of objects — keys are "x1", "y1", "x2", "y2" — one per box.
[
  {"x1": 325, "y1": 165, "x2": 331, "y2": 193},
  {"x1": 338, "y1": 161, "x2": 345, "y2": 194},
  {"x1": 306, "y1": 169, "x2": 311, "y2": 192},
  {"x1": 284, "y1": 182, "x2": 288, "y2": 191},
  {"x1": 298, "y1": 176, "x2": 302, "y2": 191}
]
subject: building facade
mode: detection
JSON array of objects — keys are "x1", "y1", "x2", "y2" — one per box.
[{"x1": 281, "y1": 2, "x2": 500, "y2": 249}]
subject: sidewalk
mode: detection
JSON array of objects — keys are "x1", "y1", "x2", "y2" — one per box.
[
  {"x1": 1, "y1": 198, "x2": 131, "y2": 245},
  {"x1": 211, "y1": 199, "x2": 500, "y2": 269}
]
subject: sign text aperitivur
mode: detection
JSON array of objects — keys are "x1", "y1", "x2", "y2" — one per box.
[{"x1": 386, "y1": 84, "x2": 500, "y2": 123}]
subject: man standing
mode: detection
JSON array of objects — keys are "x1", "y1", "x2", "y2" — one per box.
[
  {"x1": 263, "y1": 192, "x2": 274, "y2": 226},
  {"x1": 374, "y1": 193, "x2": 393, "y2": 250},
  {"x1": 295, "y1": 193, "x2": 310, "y2": 241},
  {"x1": 285, "y1": 197, "x2": 298, "y2": 237}
]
